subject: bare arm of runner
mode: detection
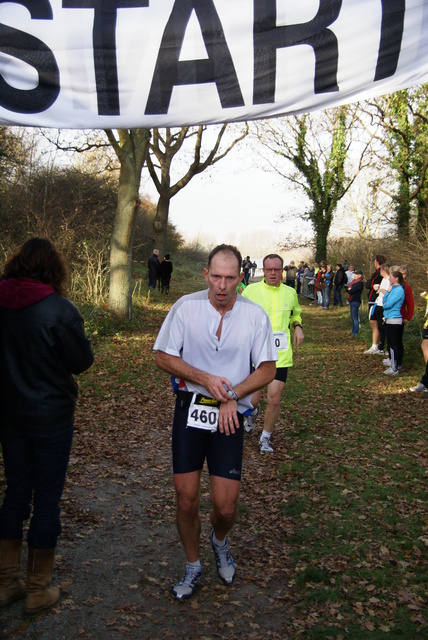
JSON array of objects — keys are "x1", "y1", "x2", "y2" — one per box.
[{"x1": 218, "y1": 360, "x2": 276, "y2": 435}]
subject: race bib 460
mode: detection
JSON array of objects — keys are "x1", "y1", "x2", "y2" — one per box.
[{"x1": 187, "y1": 395, "x2": 219, "y2": 432}]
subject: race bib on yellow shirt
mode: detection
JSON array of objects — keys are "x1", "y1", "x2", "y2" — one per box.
[{"x1": 273, "y1": 331, "x2": 288, "y2": 351}]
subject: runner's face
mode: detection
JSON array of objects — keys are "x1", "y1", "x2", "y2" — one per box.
[
  {"x1": 263, "y1": 258, "x2": 283, "y2": 286},
  {"x1": 204, "y1": 252, "x2": 241, "y2": 310}
]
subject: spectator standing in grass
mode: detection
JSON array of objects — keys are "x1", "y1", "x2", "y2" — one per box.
[
  {"x1": 373, "y1": 263, "x2": 391, "y2": 357},
  {"x1": 313, "y1": 261, "x2": 326, "y2": 306},
  {"x1": 333, "y1": 263, "x2": 347, "y2": 307},
  {"x1": 284, "y1": 260, "x2": 298, "y2": 288},
  {"x1": 148, "y1": 249, "x2": 160, "y2": 290},
  {"x1": 242, "y1": 256, "x2": 252, "y2": 285},
  {"x1": 303, "y1": 264, "x2": 314, "y2": 298},
  {"x1": 364, "y1": 254, "x2": 386, "y2": 354},
  {"x1": 347, "y1": 270, "x2": 364, "y2": 337},
  {"x1": 159, "y1": 253, "x2": 173, "y2": 294},
  {"x1": 322, "y1": 265, "x2": 334, "y2": 309},
  {"x1": 345, "y1": 265, "x2": 355, "y2": 305},
  {"x1": 382, "y1": 270, "x2": 405, "y2": 376}
]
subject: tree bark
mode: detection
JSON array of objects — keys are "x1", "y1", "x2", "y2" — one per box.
[
  {"x1": 106, "y1": 129, "x2": 150, "y2": 318},
  {"x1": 152, "y1": 194, "x2": 170, "y2": 255}
]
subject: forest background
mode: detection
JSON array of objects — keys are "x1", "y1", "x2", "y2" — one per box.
[{"x1": 0, "y1": 84, "x2": 427, "y2": 315}]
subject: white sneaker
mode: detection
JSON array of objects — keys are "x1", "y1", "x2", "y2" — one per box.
[
  {"x1": 383, "y1": 358, "x2": 392, "y2": 367},
  {"x1": 364, "y1": 346, "x2": 379, "y2": 354},
  {"x1": 172, "y1": 564, "x2": 202, "y2": 600},
  {"x1": 375, "y1": 350, "x2": 385, "y2": 356},
  {"x1": 384, "y1": 367, "x2": 399, "y2": 376},
  {"x1": 210, "y1": 531, "x2": 236, "y2": 585},
  {"x1": 409, "y1": 382, "x2": 428, "y2": 393},
  {"x1": 243, "y1": 407, "x2": 259, "y2": 434},
  {"x1": 259, "y1": 436, "x2": 274, "y2": 454}
]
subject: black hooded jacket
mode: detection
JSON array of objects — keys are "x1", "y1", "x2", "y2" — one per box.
[{"x1": 0, "y1": 278, "x2": 94, "y2": 430}]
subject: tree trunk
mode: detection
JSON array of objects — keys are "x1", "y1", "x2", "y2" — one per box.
[
  {"x1": 315, "y1": 232, "x2": 328, "y2": 263},
  {"x1": 313, "y1": 210, "x2": 330, "y2": 262},
  {"x1": 152, "y1": 194, "x2": 170, "y2": 256},
  {"x1": 108, "y1": 129, "x2": 150, "y2": 318}
]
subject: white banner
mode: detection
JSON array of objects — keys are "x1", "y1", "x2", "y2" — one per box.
[{"x1": 0, "y1": 0, "x2": 427, "y2": 129}]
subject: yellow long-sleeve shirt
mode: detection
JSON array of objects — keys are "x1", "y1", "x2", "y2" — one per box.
[{"x1": 242, "y1": 279, "x2": 302, "y2": 368}]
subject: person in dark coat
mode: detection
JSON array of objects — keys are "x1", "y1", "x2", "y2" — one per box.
[
  {"x1": 148, "y1": 249, "x2": 160, "y2": 290},
  {"x1": 333, "y1": 263, "x2": 347, "y2": 306},
  {"x1": 159, "y1": 253, "x2": 173, "y2": 293},
  {"x1": 0, "y1": 237, "x2": 94, "y2": 615},
  {"x1": 347, "y1": 270, "x2": 364, "y2": 336}
]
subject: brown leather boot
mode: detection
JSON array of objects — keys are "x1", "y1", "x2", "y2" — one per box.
[
  {"x1": 24, "y1": 548, "x2": 60, "y2": 616},
  {"x1": 0, "y1": 539, "x2": 26, "y2": 607}
]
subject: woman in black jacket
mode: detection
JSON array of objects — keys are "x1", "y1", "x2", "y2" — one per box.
[{"x1": 0, "y1": 238, "x2": 94, "y2": 615}]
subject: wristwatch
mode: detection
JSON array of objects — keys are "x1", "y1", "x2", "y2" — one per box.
[
  {"x1": 293, "y1": 323, "x2": 303, "y2": 329},
  {"x1": 227, "y1": 389, "x2": 239, "y2": 401}
]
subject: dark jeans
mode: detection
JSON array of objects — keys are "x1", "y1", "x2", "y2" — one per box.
[
  {"x1": 350, "y1": 301, "x2": 360, "y2": 334},
  {"x1": 148, "y1": 278, "x2": 157, "y2": 290},
  {"x1": 0, "y1": 424, "x2": 73, "y2": 548},
  {"x1": 333, "y1": 286, "x2": 343, "y2": 306},
  {"x1": 322, "y1": 286, "x2": 331, "y2": 308}
]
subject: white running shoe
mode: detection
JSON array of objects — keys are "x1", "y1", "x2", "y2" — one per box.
[
  {"x1": 409, "y1": 382, "x2": 428, "y2": 393},
  {"x1": 172, "y1": 564, "x2": 202, "y2": 600},
  {"x1": 383, "y1": 358, "x2": 392, "y2": 367},
  {"x1": 210, "y1": 531, "x2": 236, "y2": 585},
  {"x1": 364, "y1": 346, "x2": 379, "y2": 354},
  {"x1": 384, "y1": 367, "x2": 399, "y2": 376},
  {"x1": 259, "y1": 436, "x2": 274, "y2": 454},
  {"x1": 243, "y1": 407, "x2": 259, "y2": 434}
]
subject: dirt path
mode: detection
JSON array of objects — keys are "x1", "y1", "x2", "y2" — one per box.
[{"x1": 1, "y1": 300, "x2": 426, "y2": 639}]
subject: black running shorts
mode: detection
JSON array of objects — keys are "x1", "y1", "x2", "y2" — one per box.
[
  {"x1": 172, "y1": 392, "x2": 244, "y2": 480},
  {"x1": 274, "y1": 367, "x2": 289, "y2": 383}
]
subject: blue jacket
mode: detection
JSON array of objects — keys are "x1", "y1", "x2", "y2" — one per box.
[{"x1": 383, "y1": 285, "x2": 405, "y2": 319}]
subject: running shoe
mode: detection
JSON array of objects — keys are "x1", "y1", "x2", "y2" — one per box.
[
  {"x1": 364, "y1": 346, "x2": 379, "y2": 354},
  {"x1": 172, "y1": 564, "x2": 202, "y2": 600},
  {"x1": 409, "y1": 382, "x2": 428, "y2": 393},
  {"x1": 384, "y1": 367, "x2": 399, "y2": 376},
  {"x1": 259, "y1": 436, "x2": 274, "y2": 454},
  {"x1": 375, "y1": 350, "x2": 385, "y2": 356},
  {"x1": 243, "y1": 407, "x2": 259, "y2": 433},
  {"x1": 383, "y1": 358, "x2": 392, "y2": 367},
  {"x1": 210, "y1": 531, "x2": 236, "y2": 585}
]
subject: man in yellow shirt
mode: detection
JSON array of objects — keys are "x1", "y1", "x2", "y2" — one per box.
[{"x1": 242, "y1": 254, "x2": 304, "y2": 453}]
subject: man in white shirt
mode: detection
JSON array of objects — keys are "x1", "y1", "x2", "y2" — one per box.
[
  {"x1": 154, "y1": 244, "x2": 277, "y2": 600},
  {"x1": 345, "y1": 265, "x2": 355, "y2": 303},
  {"x1": 345, "y1": 264, "x2": 355, "y2": 285}
]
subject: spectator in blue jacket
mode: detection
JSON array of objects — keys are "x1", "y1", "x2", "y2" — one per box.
[{"x1": 382, "y1": 270, "x2": 405, "y2": 376}]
